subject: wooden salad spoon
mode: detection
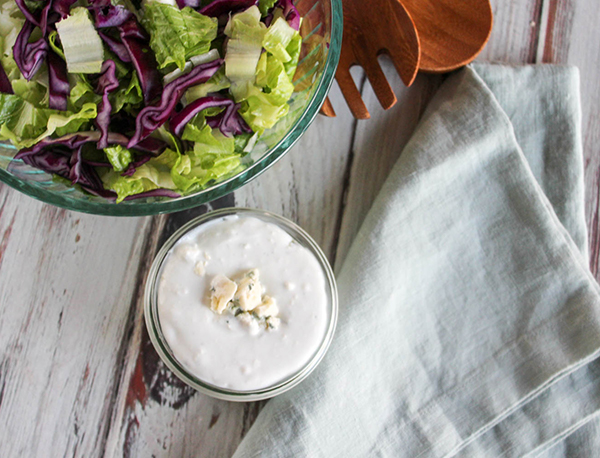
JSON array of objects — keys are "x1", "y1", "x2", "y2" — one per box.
[
  {"x1": 400, "y1": 0, "x2": 493, "y2": 73},
  {"x1": 321, "y1": 0, "x2": 420, "y2": 119}
]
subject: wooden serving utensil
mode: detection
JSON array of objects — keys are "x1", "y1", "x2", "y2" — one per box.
[
  {"x1": 321, "y1": 0, "x2": 493, "y2": 118},
  {"x1": 321, "y1": 0, "x2": 420, "y2": 119},
  {"x1": 400, "y1": 0, "x2": 493, "y2": 73}
]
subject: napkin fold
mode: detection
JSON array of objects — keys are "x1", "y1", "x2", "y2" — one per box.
[{"x1": 233, "y1": 64, "x2": 600, "y2": 457}]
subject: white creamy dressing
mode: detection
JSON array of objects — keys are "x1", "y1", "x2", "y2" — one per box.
[{"x1": 157, "y1": 214, "x2": 329, "y2": 391}]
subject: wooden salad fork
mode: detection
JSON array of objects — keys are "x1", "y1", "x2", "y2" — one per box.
[
  {"x1": 322, "y1": 0, "x2": 420, "y2": 119},
  {"x1": 322, "y1": 0, "x2": 493, "y2": 119}
]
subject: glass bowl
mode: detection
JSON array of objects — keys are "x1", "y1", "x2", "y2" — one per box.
[
  {"x1": 144, "y1": 208, "x2": 338, "y2": 401},
  {"x1": 0, "y1": 0, "x2": 342, "y2": 216}
]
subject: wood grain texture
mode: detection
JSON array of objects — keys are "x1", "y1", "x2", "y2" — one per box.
[
  {"x1": 537, "y1": 0, "x2": 600, "y2": 278},
  {"x1": 401, "y1": 0, "x2": 493, "y2": 73},
  {"x1": 0, "y1": 185, "x2": 149, "y2": 457},
  {"x1": 477, "y1": 0, "x2": 545, "y2": 64}
]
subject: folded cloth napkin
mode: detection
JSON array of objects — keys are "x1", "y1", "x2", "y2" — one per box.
[{"x1": 232, "y1": 64, "x2": 600, "y2": 457}]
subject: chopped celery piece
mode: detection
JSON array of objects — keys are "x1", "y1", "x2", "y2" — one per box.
[{"x1": 56, "y1": 8, "x2": 104, "y2": 74}]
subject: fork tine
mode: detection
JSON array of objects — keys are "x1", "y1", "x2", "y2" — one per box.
[
  {"x1": 385, "y1": 0, "x2": 420, "y2": 87},
  {"x1": 360, "y1": 56, "x2": 397, "y2": 110},
  {"x1": 320, "y1": 97, "x2": 336, "y2": 117},
  {"x1": 336, "y1": 67, "x2": 370, "y2": 119}
]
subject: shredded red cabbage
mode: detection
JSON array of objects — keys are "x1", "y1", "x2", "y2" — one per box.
[
  {"x1": 98, "y1": 32, "x2": 132, "y2": 62},
  {"x1": 47, "y1": 50, "x2": 69, "y2": 111},
  {"x1": 128, "y1": 59, "x2": 223, "y2": 148},
  {"x1": 92, "y1": 3, "x2": 133, "y2": 28},
  {"x1": 53, "y1": 0, "x2": 79, "y2": 19},
  {"x1": 176, "y1": 0, "x2": 202, "y2": 9},
  {"x1": 15, "y1": 132, "x2": 166, "y2": 160},
  {"x1": 170, "y1": 95, "x2": 232, "y2": 136},
  {"x1": 277, "y1": 0, "x2": 300, "y2": 30},
  {"x1": 170, "y1": 94, "x2": 251, "y2": 137},
  {"x1": 13, "y1": 138, "x2": 105, "y2": 194},
  {"x1": 95, "y1": 60, "x2": 120, "y2": 149},
  {"x1": 118, "y1": 18, "x2": 162, "y2": 104},
  {"x1": 0, "y1": 62, "x2": 13, "y2": 94},
  {"x1": 199, "y1": 0, "x2": 258, "y2": 17},
  {"x1": 13, "y1": 21, "x2": 48, "y2": 81},
  {"x1": 123, "y1": 189, "x2": 181, "y2": 200},
  {"x1": 69, "y1": 144, "x2": 104, "y2": 190},
  {"x1": 206, "y1": 104, "x2": 252, "y2": 136},
  {"x1": 15, "y1": 0, "x2": 42, "y2": 27}
]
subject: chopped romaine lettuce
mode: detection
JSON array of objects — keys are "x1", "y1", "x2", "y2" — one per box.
[
  {"x1": 104, "y1": 144, "x2": 133, "y2": 172},
  {"x1": 224, "y1": 6, "x2": 267, "y2": 84},
  {"x1": 142, "y1": 2, "x2": 217, "y2": 71},
  {"x1": 263, "y1": 17, "x2": 297, "y2": 63},
  {"x1": 110, "y1": 71, "x2": 143, "y2": 113},
  {"x1": 0, "y1": 93, "x2": 96, "y2": 148},
  {"x1": 258, "y1": 0, "x2": 278, "y2": 16}
]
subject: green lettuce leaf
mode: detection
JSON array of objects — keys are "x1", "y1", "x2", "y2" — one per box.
[
  {"x1": 104, "y1": 144, "x2": 132, "y2": 172},
  {"x1": 101, "y1": 148, "x2": 179, "y2": 202},
  {"x1": 0, "y1": 0, "x2": 24, "y2": 80},
  {"x1": 69, "y1": 75, "x2": 101, "y2": 111},
  {"x1": 224, "y1": 6, "x2": 267, "y2": 85},
  {"x1": 255, "y1": 53, "x2": 294, "y2": 105},
  {"x1": 283, "y1": 31, "x2": 302, "y2": 78},
  {"x1": 143, "y1": 3, "x2": 217, "y2": 71},
  {"x1": 48, "y1": 31, "x2": 66, "y2": 61},
  {"x1": 263, "y1": 17, "x2": 297, "y2": 63},
  {"x1": 110, "y1": 71, "x2": 143, "y2": 113},
  {"x1": 258, "y1": 0, "x2": 278, "y2": 16},
  {"x1": 234, "y1": 15, "x2": 301, "y2": 135},
  {"x1": 238, "y1": 86, "x2": 289, "y2": 135},
  {"x1": 0, "y1": 93, "x2": 97, "y2": 148}
]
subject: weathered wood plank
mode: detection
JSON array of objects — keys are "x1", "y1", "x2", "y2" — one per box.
[
  {"x1": 478, "y1": 0, "x2": 545, "y2": 64},
  {"x1": 0, "y1": 185, "x2": 149, "y2": 457},
  {"x1": 537, "y1": 0, "x2": 600, "y2": 278}
]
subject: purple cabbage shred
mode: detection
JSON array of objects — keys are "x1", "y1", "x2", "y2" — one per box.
[
  {"x1": 128, "y1": 59, "x2": 223, "y2": 148},
  {"x1": 0, "y1": 62, "x2": 13, "y2": 94},
  {"x1": 95, "y1": 60, "x2": 120, "y2": 149},
  {"x1": 13, "y1": 21, "x2": 48, "y2": 81},
  {"x1": 199, "y1": 0, "x2": 258, "y2": 17},
  {"x1": 47, "y1": 50, "x2": 69, "y2": 111}
]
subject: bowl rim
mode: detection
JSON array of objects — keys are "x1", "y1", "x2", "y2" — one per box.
[
  {"x1": 0, "y1": 0, "x2": 343, "y2": 216},
  {"x1": 144, "y1": 207, "x2": 339, "y2": 401}
]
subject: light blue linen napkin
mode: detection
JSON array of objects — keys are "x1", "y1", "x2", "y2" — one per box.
[{"x1": 233, "y1": 64, "x2": 600, "y2": 457}]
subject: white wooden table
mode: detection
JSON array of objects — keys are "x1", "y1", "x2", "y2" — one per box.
[{"x1": 1, "y1": 1, "x2": 598, "y2": 456}]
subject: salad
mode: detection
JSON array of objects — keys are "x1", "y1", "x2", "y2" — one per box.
[{"x1": 0, "y1": 0, "x2": 302, "y2": 202}]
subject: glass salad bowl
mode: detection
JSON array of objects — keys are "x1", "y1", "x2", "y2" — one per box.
[{"x1": 0, "y1": 0, "x2": 342, "y2": 216}]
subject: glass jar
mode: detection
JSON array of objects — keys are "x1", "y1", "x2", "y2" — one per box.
[{"x1": 144, "y1": 208, "x2": 338, "y2": 401}]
